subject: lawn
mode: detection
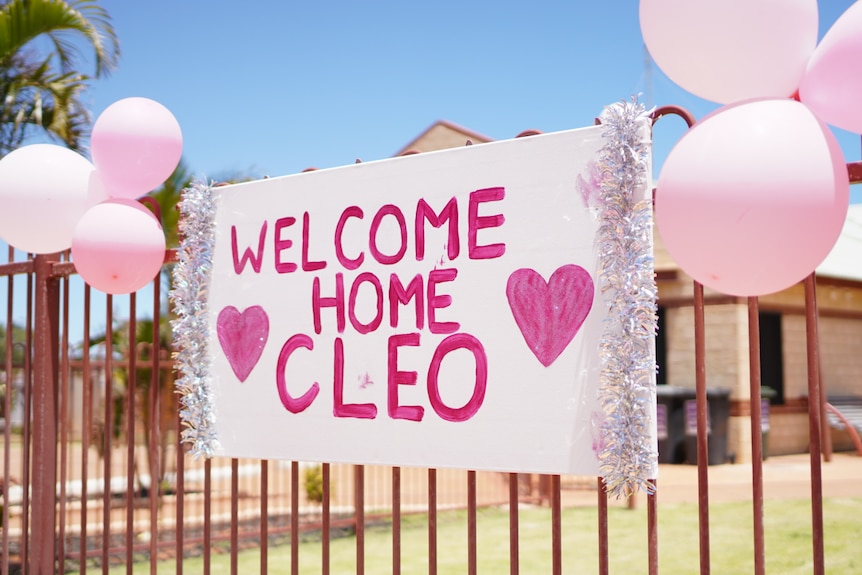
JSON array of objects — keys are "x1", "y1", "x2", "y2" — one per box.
[{"x1": 110, "y1": 497, "x2": 861, "y2": 574}]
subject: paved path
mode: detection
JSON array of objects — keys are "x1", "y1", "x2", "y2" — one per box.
[
  {"x1": 562, "y1": 452, "x2": 862, "y2": 508},
  {"x1": 654, "y1": 452, "x2": 862, "y2": 504}
]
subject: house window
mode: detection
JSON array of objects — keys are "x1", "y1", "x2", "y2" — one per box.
[{"x1": 758, "y1": 311, "x2": 784, "y2": 404}]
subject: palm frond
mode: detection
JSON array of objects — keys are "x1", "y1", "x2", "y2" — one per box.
[
  {"x1": 0, "y1": 0, "x2": 120, "y2": 76},
  {"x1": 148, "y1": 159, "x2": 194, "y2": 249},
  {"x1": 0, "y1": 0, "x2": 119, "y2": 155},
  {"x1": 0, "y1": 55, "x2": 90, "y2": 153}
]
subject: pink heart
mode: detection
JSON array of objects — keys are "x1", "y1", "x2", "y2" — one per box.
[
  {"x1": 506, "y1": 265, "x2": 594, "y2": 367},
  {"x1": 217, "y1": 305, "x2": 270, "y2": 382}
]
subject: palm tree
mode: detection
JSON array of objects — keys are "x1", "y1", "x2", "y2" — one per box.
[
  {"x1": 0, "y1": 323, "x2": 27, "y2": 421},
  {"x1": 81, "y1": 164, "x2": 256, "y2": 495},
  {"x1": 146, "y1": 160, "x2": 259, "y2": 305},
  {"x1": 0, "y1": 0, "x2": 120, "y2": 156},
  {"x1": 84, "y1": 314, "x2": 176, "y2": 496},
  {"x1": 147, "y1": 158, "x2": 193, "y2": 250},
  {"x1": 146, "y1": 160, "x2": 258, "y2": 250}
]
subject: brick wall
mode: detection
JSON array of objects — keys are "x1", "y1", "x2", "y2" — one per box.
[
  {"x1": 767, "y1": 413, "x2": 810, "y2": 455},
  {"x1": 765, "y1": 412, "x2": 857, "y2": 455},
  {"x1": 656, "y1": 233, "x2": 862, "y2": 462},
  {"x1": 664, "y1": 303, "x2": 750, "y2": 397},
  {"x1": 783, "y1": 314, "x2": 862, "y2": 399}
]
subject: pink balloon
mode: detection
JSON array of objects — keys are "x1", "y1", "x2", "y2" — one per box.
[
  {"x1": 90, "y1": 97, "x2": 182, "y2": 199},
  {"x1": 799, "y1": 1, "x2": 862, "y2": 134},
  {"x1": 0, "y1": 144, "x2": 107, "y2": 254},
  {"x1": 640, "y1": 0, "x2": 818, "y2": 104},
  {"x1": 71, "y1": 199, "x2": 166, "y2": 294},
  {"x1": 655, "y1": 99, "x2": 849, "y2": 296}
]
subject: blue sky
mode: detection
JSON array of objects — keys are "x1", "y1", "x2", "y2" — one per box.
[
  {"x1": 87, "y1": 0, "x2": 861, "y2": 184},
  {"x1": 4, "y1": 0, "x2": 862, "y2": 338}
]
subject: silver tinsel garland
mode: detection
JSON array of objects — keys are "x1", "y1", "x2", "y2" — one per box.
[
  {"x1": 591, "y1": 99, "x2": 658, "y2": 498},
  {"x1": 170, "y1": 180, "x2": 219, "y2": 458},
  {"x1": 169, "y1": 109, "x2": 656, "y2": 475}
]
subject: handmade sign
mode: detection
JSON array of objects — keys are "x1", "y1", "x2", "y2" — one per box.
[{"x1": 173, "y1": 102, "x2": 657, "y2": 488}]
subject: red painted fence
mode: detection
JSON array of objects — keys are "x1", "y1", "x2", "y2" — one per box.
[{"x1": 1, "y1": 107, "x2": 861, "y2": 574}]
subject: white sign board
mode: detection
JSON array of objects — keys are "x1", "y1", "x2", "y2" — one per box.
[{"x1": 204, "y1": 125, "x2": 650, "y2": 475}]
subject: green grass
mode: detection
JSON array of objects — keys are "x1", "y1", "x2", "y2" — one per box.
[{"x1": 109, "y1": 497, "x2": 861, "y2": 574}]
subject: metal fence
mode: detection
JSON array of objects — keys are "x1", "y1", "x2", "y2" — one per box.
[{"x1": 2, "y1": 107, "x2": 861, "y2": 574}]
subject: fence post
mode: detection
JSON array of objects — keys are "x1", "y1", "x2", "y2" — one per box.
[{"x1": 30, "y1": 253, "x2": 61, "y2": 575}]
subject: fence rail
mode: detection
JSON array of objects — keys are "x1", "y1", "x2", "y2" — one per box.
[{"x1": 2, "y1": 111, "x2": 862, "y2": 574}]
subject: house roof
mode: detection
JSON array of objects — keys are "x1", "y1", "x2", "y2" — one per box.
[
  {"x1": 817, "y1": 204, "x2": 862, "y2": 282},
  {"x1": 393, "y1": 121, "x2": 862, "y2": 284},
  {"x1": 393, "y1": 120, "x2": 493, "y2": 156}
]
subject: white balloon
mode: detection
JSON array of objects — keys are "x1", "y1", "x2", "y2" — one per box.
[
  {"x1": 640, "y1": 0, "x2": 818, "y2": 104},
  {"x1": 0, "y1": 144, "x2": 107, "y2": 254}
]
